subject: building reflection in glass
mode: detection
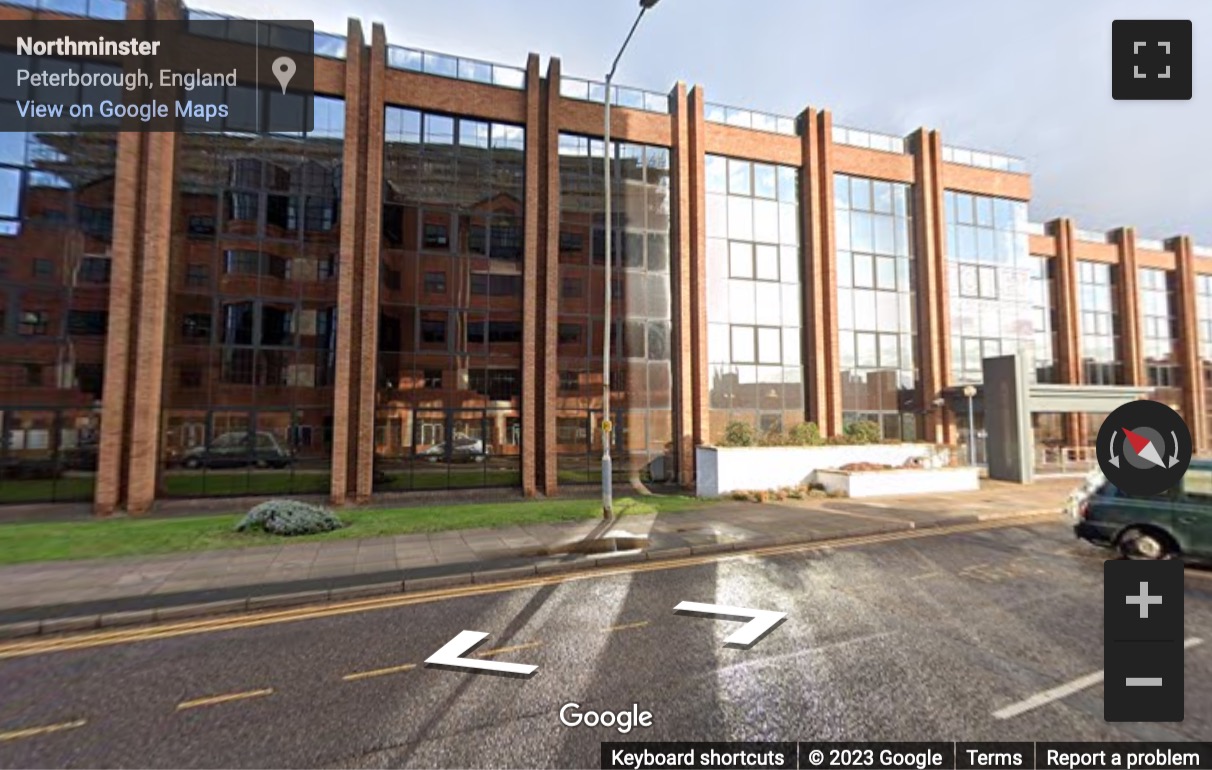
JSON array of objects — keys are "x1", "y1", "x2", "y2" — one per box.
[
  {"x1": 376, "y1": 107, "x2": 525, "y2": 491},
  {"x1": 161, "y1": 95, "x2": 344, "y2": 497},
  {"x1": 556, "y1": 134, "x2": 673, "y2": 485}
]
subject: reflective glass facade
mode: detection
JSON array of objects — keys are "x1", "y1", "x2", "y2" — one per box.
[
  {"x1": 376, "y1": 107, "x2": 526, "y2": 490},
  {"x1": 944, "y1": 191, "x2": 1032, "y2": 383},
  {"x1": 556, "y1": 135, "x2": 673, "y2": 484},
  {"x1": 161, "y1": 97, "x2": 345, "y2": 497},
  {"x1": 0, "y1": 130, "x2": 116, "y2": 503},
  {"x1": 1027, "y1": 256, "x2": 1056, "y2": 384},
  {"x1": 1198, "y1": 274, "x2": 1212, "y2": 442},
  {"x1": 1076, "y1": 260, "x2": 1121, "y2": 385},
  {"x1": 705, "y1": 155, "x2": 803, "y2": 441},
  {"x1": 835, "y1": 174, "x2": 918, "y2": 439},
  {"x1": 1140, "y1": 267, "x2": 1180, "y2": 407}
]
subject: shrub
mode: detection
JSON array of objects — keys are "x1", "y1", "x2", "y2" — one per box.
[
  {"x1": 759, "y1": 429, "x2": 790, "y2": 447},
  {"x1": 719, "y1": 421, "x2": 757, "y2": 447},
  {"x1": 235, "y1": 499, "x2": 345, "y2": 537},
  {"x1": 842, "y1": 419, "x2": 882, "y2": 445},
  {"x1": 788, "y1": 422, "x2": 824, "y2": 446}
]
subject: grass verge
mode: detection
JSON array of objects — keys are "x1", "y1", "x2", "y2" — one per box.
[{"x1": 0, "y1": 495, "x2": 713, "y2": 566}]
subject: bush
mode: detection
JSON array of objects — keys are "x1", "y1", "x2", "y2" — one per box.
[
  {"x1": 842, "y1": 419, "x2": 882, "y2": 445},
  {"x1": 235, "y1": 499, "x2": 345, "y2": 537},
  {"x1": 719, "y1": 421, "x2": 757, "y2": 447},
  {"x1": 788, "y1": 422, "x2": 824, "y2": 446},
  {"x1": 759, "y1": 429, "x2": 790, "y2": 447}
]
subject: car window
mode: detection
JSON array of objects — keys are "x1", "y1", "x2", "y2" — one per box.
[
  {"x1": 255, "y1": 434, "x2": 276, "y2": 450},
  {"x1": 1180, "y1": 468, "x2": 1212, "y2": 503},
  {"x1": 211, "y1": 433, "x2": 243, "y2": 448}
]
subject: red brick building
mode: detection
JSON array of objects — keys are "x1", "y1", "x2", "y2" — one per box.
[{"x1": 1, "y1": 0, "x2": 1207, "y2": 513}]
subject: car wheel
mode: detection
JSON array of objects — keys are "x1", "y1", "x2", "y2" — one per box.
[
  {"x1": 184, "y1": 457, "x2": 202, "y2": 470},
  {"x1": 1118, "y1": 527, "x2": 1176, "y2": 560}
]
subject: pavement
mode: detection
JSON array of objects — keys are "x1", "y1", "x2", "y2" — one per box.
[
  {"x1": 0, "y1": 518, "x2": 1209, "y2": 768},
  {"x1": 0, "y1": 479, "x2": 1078, "y2": 635}
]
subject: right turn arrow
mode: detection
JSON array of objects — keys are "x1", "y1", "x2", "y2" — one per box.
[{"x1": 674, "y1": 601, "x2": 787, "y2": 649}]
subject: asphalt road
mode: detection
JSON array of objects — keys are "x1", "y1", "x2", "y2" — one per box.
[{"x1": 0, "y1": 519, "x2": 1209, "y2": 769}]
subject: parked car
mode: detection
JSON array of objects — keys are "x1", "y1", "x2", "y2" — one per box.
[
  {"x1": 1072, "y1": 460, "x2": 1212, "y2": 561},
  {"x1": 179, "y1": 431, "x2": 293, "y2": 470},
  {"x1": 419, "y1": 436, "x2": 487, "y2": 463}
]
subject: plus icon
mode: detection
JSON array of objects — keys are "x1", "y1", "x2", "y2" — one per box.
[
  {"x1": 1112, "y1": 20, "x2": 1192, "y2": 100},
  {"x1": 1126, "y1": 581, "x2": 1163, "y2": 619}
]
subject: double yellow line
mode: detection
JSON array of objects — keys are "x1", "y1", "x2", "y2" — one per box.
[{"x1": 0, "y1": 513, "x2": 1056, "y2": 661}]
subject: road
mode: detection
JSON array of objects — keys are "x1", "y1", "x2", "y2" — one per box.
[{"x1": 0, "y1": 519, "x2": 1209, "y2": 769}]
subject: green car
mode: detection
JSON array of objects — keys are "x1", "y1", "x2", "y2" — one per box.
[{"x1": 1072, "y1": 460, "x2": 1212, "y2": 561}]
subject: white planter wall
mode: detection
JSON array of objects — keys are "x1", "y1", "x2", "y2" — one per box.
[
  {"x1": 695, "y1": 444, "x2": 951, "y2": 498},
  {"x1": 816, "y1": 467, "x2": 980, "y2": 498}
]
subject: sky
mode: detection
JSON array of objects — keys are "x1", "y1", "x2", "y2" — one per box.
[{"x1": 202, "y1": 0, "x2": 1212, "y2": 243}]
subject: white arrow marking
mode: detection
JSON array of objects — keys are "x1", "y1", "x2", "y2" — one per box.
[
  {"x1": 1169, "y1": 430, "x2": 1181, "y2": 467},
  {"x1": 424, "y1": 631, "x2": 538, "y2": 678},
  {"x1": 1159, "y1": 41, "x2": 1171, "y2": 54},
  {"x1": 1109, "y1": 430, "x2": 1120, "y2": 468},
  {"x1": 674, "y1": 601, "x2": 787, "y2": 649}
]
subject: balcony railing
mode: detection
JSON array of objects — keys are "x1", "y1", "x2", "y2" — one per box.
[
  {"x1": 1136, "y1": 237, "x2": 1166, "y2": 251},
  {"x1": 387, "y1": 46, "x2": 526, "y2": 90},
  {"x1": 942, "y1": 144, "x2": 1027, "y2": 174},
  {"x1": 1074, "y1": 229, "x2": 1109, "y2": 244},
  {"x1": 2, "y1": 0, "x2": 125, "y2": 18},
  {"x1": 832, "y1": 125, "x2": 906, "y2": 154},
  {"x1": 704, "y1": 103, "x2": 796, "y2": 135},
  {"x1": 185, "y1": 9, "x2": 347, "y2": 59},
  {"x1": 1025, "y1": 222, "x2": 1048, "y2": 236},
  {"x1": 559, "y1": 77, "x2": 668, "y2": 114}
]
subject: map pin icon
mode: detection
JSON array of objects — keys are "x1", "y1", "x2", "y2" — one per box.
[{"x1": 272, "y1": 56, "x2": 296, "y2": 94}]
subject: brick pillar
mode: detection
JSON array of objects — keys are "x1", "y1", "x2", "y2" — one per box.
[
  {"x1": 124, "y1": 129, "x2": 179, "y2": 514},
  {"x1": 669, "y1": 82, "x2": 696, "y2": 487},
  {"x1": 329, "y1": 19, "x2": 367, "y2": 506},
  {"x1": 801, "y1": 109, "x2": 839, "y2": 436},
  {"x1": 351, "y1": 24, "x2": 388, "y2": 502},
  {"x1": 687, "y1": 87, "x2": 710, "y2": 449},
  {"x1": 1171, "y1": 235, "x2": 1207, "y2": 450},
  {"x1": 911, "y1": 129, "x2": 952, "y2": 443},
  {"x1": 1051, "y1": 218, "x2": 1083, "y2": 445},
  {"x1": 94, "y1": 0, "x2": 153, "y2": 514},
  {"x1": 520, "y1": 53, "x2": 542, "y2": 497},
  {"x1": 537, "y1": 58, "x2": 561, "y2": 496},
  {"x1": 1114, "y1": 227, "x2": 1144, "y2": 386},
  {"x1": 94, "y1": 128, "x2": 145, "y2": 514}
]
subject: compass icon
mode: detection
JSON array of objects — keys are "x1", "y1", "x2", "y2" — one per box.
[{"x1": 1097, "y1": 400, "x2": 1191, "y2": 497}]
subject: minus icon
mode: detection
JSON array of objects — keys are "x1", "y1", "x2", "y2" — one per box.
[{"x1": 1126, "y1": 677, "x2": 1163, "y2": 687}]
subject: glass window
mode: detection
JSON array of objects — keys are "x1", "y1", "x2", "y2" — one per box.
[
  {"x1": 753, "y1": 164, "x2": 776, "y2": 199},
  {"x1": 706, "y1": 155, "x2": 727, "y2": 193},
  {"x1": 728, "y1": 158, "x2": 750, "y2": 195}
]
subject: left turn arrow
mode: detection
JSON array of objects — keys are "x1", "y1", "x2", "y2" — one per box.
[{"x1": 424, "y1": 631, "x2": 538, "y2": 678}]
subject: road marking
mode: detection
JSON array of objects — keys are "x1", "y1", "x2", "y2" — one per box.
[
  {"x1": 474, "y1": 641, "x2": 541, "y2": 658},
  {"x1": 0, "y1": 719, "x2": 86, "y2": 743},
  {"x1": 342, "y1": 663, "x2": 417, "y2": 681},
  {"x1": 992, "y1": 637, "x2": 1203, "y2": 719},
  {"x1": 606, "y1": 620, "x2": 649, "y2": 632},
  {"x1": 0, "y1": 513, "x2": 1057, "y2": 660},
  {"x1": 176, "y1": 688, "x2": 274, "y2": 711}
]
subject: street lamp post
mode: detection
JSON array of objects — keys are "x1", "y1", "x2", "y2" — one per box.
[
  {"x1": 962, "y1": 385, "x2": 977, "y2": 466},
  {"x1": 601, "y1": 0, "x2": 661, "y2": 519}
]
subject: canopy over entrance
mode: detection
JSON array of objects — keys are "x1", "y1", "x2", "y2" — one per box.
[{"x1": 970, "y1": 355, "x2": 1153, "y2": 484}]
